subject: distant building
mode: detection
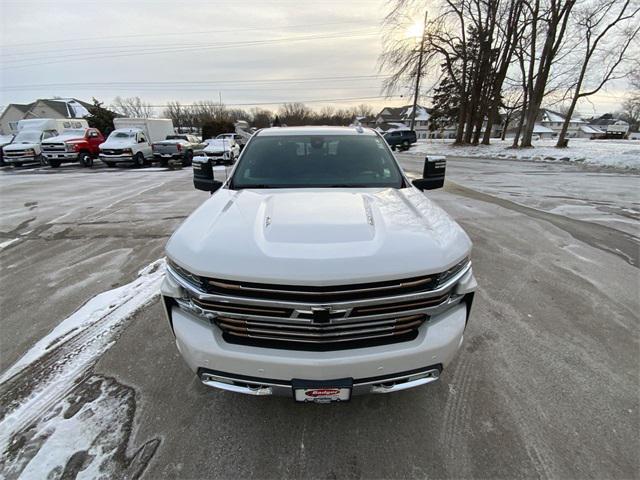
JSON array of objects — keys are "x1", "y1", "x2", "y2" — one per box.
[
  {"x1": 0, "y1": 98, "x2": 100, "y2": 134},
  {"x1": 538, "y1": 108, "x2": 588, "y2": 138},
  {"x1": 372, "y1": 104, "x2": 431, "y2": 139}
]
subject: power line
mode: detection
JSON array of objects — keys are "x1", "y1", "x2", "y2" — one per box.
[
  {"x1": 0, "y1": 75, "x2": 391, "y2": 91},
  {"x1": 2, "y1": 30, "x2": 379, "y2": 69},
  {"x1": 143, "y1": 95, "x2": 405, "y2": 107},
  {"x1": 1, "y1": 20, "x2": 368, "y2": 49}
]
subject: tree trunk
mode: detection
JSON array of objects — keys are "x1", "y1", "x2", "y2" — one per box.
[{"x1": 501, "y1": 115, "x2": 510, "y2": 141}]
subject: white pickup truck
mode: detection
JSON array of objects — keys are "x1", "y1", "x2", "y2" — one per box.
[
  {"x1": 162, "y1": 126, "x2": 476, "y2": 403},
  {"x1": 99, "y1": 118, "x2": 174, "y2": 167}
]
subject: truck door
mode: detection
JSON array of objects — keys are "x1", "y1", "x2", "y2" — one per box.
[{"x1": 87, "y1": 129, "x2": 103, "y2": 153}]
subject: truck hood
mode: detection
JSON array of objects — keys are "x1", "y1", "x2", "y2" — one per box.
[
  {"x1": 42, "y1": 133, "x2": 84, "y2": 144},
  {"x1": 166, "y1": 188, "x2": 472, "y2": 285},
  {"x1": 99, "y1": 139, "x2": 134, "y2": 149},
  {"x1": 203, "y1": 140, "x2": 231, "y2": 152},
  {"x1": 3, "y1": 142, "x2": 38, "y2": 151}
]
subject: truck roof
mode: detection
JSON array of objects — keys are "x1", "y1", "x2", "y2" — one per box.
[{"x1": 256, "y1": 126, "x2": 376, "y2": 137}]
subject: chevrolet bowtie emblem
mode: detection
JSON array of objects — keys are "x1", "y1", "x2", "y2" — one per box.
[{"x1": 311, "y1": 307, "x2": 331, "y2": 324}]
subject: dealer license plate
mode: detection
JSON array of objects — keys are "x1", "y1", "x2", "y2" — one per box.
[{"x1": 292, "y1": 378, "x2": 352, "y2": 403}]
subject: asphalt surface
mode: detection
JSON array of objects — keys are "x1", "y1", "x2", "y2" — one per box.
[{"x1": 0, "y1": 156, "x2": 638, "y2": 479}]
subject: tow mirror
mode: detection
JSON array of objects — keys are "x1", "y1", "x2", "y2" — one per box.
[
  {"x1": 194, "y1": 178, "x2": 223, "y2": 193},
  {"x1": 412, "y1": 156, "x2": 446, "y2": 190}
]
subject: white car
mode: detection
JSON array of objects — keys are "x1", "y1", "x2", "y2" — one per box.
[
  {"x1": 98, "y1": 128, "x2": 152, "y2": 168},
  {"x1": 162, "y1": 126, "x2": 476, "y2": 403},
  {"x1": 196, "y1": 137, "x2": 240, "y2": 166}
]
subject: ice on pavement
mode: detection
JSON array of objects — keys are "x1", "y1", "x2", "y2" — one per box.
[
  {"x1": 0, "y1": 259, "x2": 165, "y2": 459},
  {"x1": 413, "y1": 138, "x2": 640, "y2": 169}
]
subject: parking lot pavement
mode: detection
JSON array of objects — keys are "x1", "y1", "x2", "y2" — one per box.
[{"x1": 1, "y1": 160, "x2": 638, "y2": 479}]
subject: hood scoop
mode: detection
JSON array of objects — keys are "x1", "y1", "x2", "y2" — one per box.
[{"x1": 261, "y1": 192, "x2": 376, "y2": 244}]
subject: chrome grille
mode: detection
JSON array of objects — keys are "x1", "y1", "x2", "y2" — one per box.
[
  {"x1": 42, "y1": 143, "x2": 66, "y2": 152},
  {"x1": 168, "y1": 260, "x2": 470, "y2": 351}
]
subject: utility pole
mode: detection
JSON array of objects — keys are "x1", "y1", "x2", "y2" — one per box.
[{"x1": 410, "y1": 9, "x2": 428, "y2": 131}]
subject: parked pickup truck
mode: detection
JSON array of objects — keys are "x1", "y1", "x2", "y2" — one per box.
[
  {"x1": 152, "y1": 134, "x2": 206, "y2": 168},
  {"x1": 41, "y1": 127, "x2": 105, "y2": 168},
  {"x1": 163, "y1": 126, "x2": 476, "y2": 403},
  {"x1": 99, "y1": 118, "x2": 175, "y2": 168},
  {"x1": 0, "y1": 134, "x2": 14, "y2": 166},
  {"x1": 2, "y1": 118, "x2": 88, "y2": 167},
  {"x1": 383, "y1": 129, "x2": 417, "y2": 151}
]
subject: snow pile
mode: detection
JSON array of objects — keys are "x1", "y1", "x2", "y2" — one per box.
[
  {"x1": 412, "y1": 138, "x2": 640, "y2": 170},
  {"x1": 0, "y1": 259, "x2": 165, "y2": 455}
]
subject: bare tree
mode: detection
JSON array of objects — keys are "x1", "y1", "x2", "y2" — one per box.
[
  {"x1": 519, "y1": 0, "x2": 577, "y2": 147},
  {"x1": 555, "y1": 0, "x2": 639, "y2": 147},
  {"x1": 111, "y1": 96, "x2": 155, "y2": 118},
  {"x1": 278, "y1": 103, "x2": 313, "y2": 125}
]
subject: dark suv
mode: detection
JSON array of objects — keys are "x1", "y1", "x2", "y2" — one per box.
[{"x1": 383, "y1": 130, "x2": 417, "y2": 151}]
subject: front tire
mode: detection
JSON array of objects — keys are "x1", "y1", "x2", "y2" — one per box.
[
  {"x1": 133, "y1": 152, "x2": 144, "y2": 168},
  {"x1": 78, "y1": 152, "x2": 92, "y2": 168},
  {"x1": 184, "y1": 150, "x2": 193, "y2": 167}
]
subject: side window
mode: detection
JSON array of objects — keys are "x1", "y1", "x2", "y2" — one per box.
[
  {"x1": 88, "y1": 130, "x2": 99, "y2": 138},
  {"x1": 43, "y1": 130, "x2": 56, "y2": 139},
  {"x1": 138, "y1": 133, "x2": 147, "y2": 143}
]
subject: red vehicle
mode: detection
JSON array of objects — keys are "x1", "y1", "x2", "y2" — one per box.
[{"x1": 41, "y1": 127, "x2": 105, "y2": 168}]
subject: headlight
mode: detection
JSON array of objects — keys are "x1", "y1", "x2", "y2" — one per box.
[
  {"x1": 438, "y1": 256, "x2": 471, "y2": 286},
  {"x1": 24, "y1": 149, "x2": 35, "y2": 154},
  {"x1": 166, "y1": 259, "x2": 204, "y2": 290},
  {"x1": 65, "y1": 143, "x2": 77, "y2": 152},
  {"x1": 122, "y1": 148, "x2": 132, "y2": 154}
]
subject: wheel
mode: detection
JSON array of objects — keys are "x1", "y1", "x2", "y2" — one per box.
[
  {"x1": 39, "y1": 155, "x2": 48, "y2": 166},
  {"x1": 391, "y1": 144, "x2": 397, "y2": 151},
  {"x1": 133, "y1": 152, "x2": 144, "y2": 168},
  {"x1": 184, "y1": 150, "x2": 193, "y2": 167},
  {"x1": 105, "y1": 161, "x2": 115, "y2": 168},
  {"x1": 402, "y1": 140, "x2": 410, "y2": 150},
  {"x1": 49, "y1": 159, "x2": 61, "y2": 168},
  {"x1": 78, "y1": 152, "x2": 92, "y2": 168}
]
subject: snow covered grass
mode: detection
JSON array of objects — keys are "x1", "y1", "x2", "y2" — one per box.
[{"x1": 412, "y1": 138, "x2": 640, "y2": 170}]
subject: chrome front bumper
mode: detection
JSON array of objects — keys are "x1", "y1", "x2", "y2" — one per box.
[
  {"x1": 199, "y1": 367, "x2": 442, "y2": 396},
  {"x1": 43, "y1": 152, "x2": 77, "y2": 160},
  {"x1": 99, "y1": 154, "x2": 134, "y2": 162}
]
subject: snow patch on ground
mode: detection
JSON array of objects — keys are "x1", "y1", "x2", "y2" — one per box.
[
  {"x1": 412, "y1": 138, "x2": 640, "y2": 170},
  {"x1": 0, "y1": 259, "x2": 165, "y2": 383},
  {"x1": 0, "y1": 259, "x2": 165, "y2": 464}
]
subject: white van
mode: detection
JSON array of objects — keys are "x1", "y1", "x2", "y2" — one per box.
[{"x1": 99, "y1": 118, "x2": 174, "y2": 167}]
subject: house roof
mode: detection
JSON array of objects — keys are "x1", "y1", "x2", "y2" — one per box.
[
  {"x1": 588, "y1": 114, "x2": 628, "y2": 126},
  {"x1": 580, "y1": 125, "x2": 605, "y2": 134},
  {"x1": 539, "y1": 108, "x2": 585, "y2": 124},
  {"x1": 377, "y1": 104, "x2": 431, "y2": 123},
  {"x1": 532, "y1": 124, "x2": 554, "y2": 133}
]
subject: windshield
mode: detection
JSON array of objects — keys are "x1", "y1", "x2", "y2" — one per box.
[
  {"x1": 14, "y1": 130, "x2": 41, "y2": 143},
  {"x1": 216, "y1": 134, "x2": 233, "y2": 138},
  {"x1": 109, "y1": 131, "x2": 134, "y2": 139},
  {"x1": 231, "y1": 134, "x2": 404, "y2": 189},
  {"x1": 166, "y1": 135, "x2": 188, "y2": 140},
  {"x1": 61, "y1": 129, "x2": 86, "y2": 137}
]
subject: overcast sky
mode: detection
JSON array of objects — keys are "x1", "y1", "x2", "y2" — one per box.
[{"x1": 0, "y1": 0, "x2": 632, "y2": 115}]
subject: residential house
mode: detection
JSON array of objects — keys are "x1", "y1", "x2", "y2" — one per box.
[
  {"x1": 538, "y1": 108, "x2": 587, "y2": 138},
  {"x1": 0, "y1": 98, "x2": 95, "y2": 135},
  {"x1": 373, "y1": 104, "x2": 431, "y2": 139}
]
